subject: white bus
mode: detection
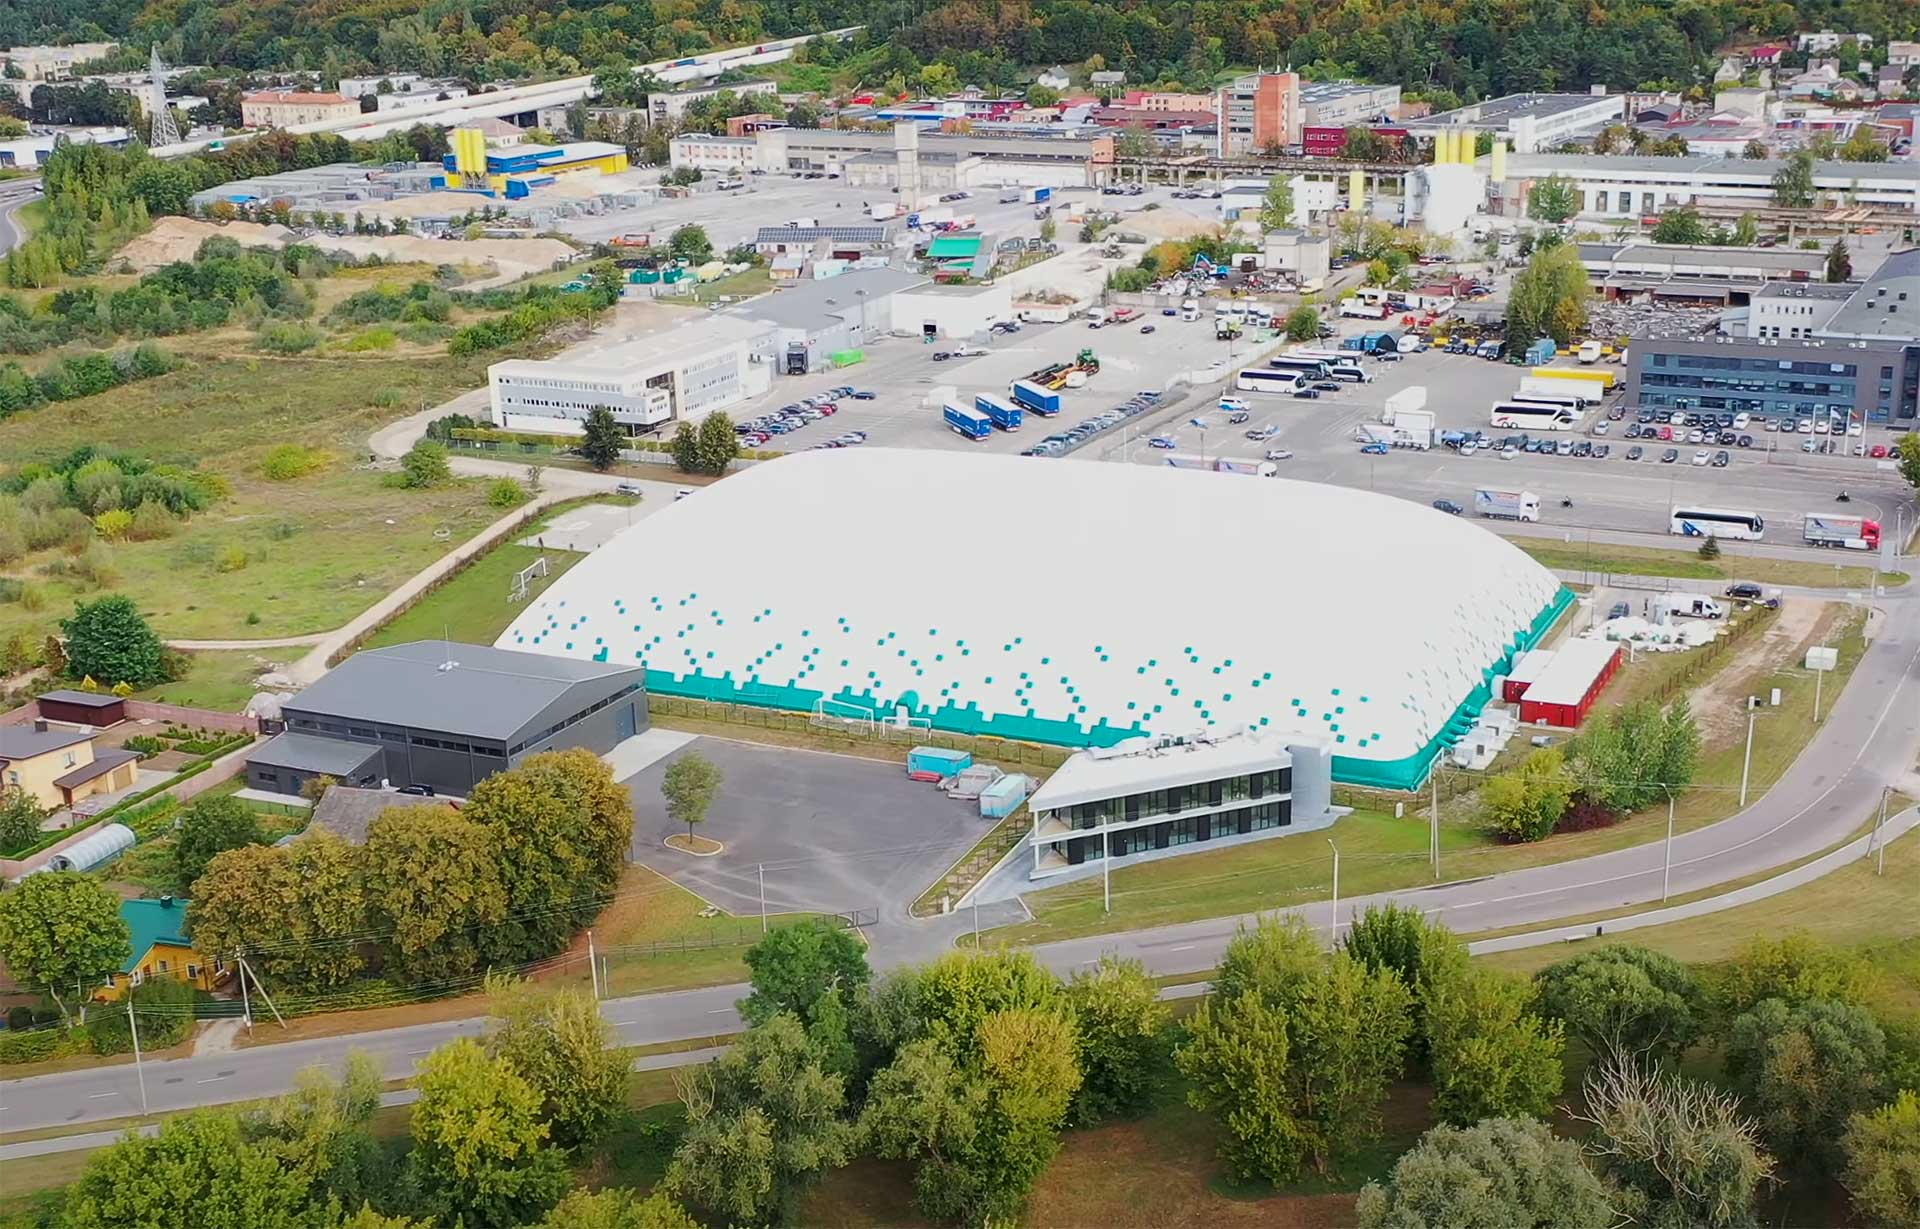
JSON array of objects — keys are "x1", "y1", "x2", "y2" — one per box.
[
  {"x1": 1268, "y1": 355, "x2": 1331, "y2": 378},
  {"x1": 1511, "y1": 391, "x2": 1589, "y2": 414},
  {"x1": 1670, "y1": 506, "x2": 1766, "y2": 541},
  {"x1": 1236, "y1": 368, "x2": 1308, "y2": 394},
  {"x1": 1490, "y1": 401, "x2": 1577, "y2": 430},
  {"x1": 1326, "y1": 360, "x2": 1372, "y2": 383},
  {"x1": 1288, "y1": 347, "x2": 1350, "y2": 364}
]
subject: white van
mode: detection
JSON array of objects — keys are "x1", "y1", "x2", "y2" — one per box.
[
  {"x1": 1578, "y1": 340, "x2": 1603, "y2": 364},
  {"x1": 1181, "y1": 298, "x2": 1200, "y2": 322},
  {"x1": 1086, "y1": 307, "x2": 1110, "y2": 328}
]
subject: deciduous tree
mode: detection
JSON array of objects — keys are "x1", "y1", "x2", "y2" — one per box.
[
  {"x1": 1481, "y1": 747, "x2": 1571, "y2": 842},
  {"x1": 913, "y1": 948, "x2": 1068, "y2": 1056},
  {"x1": 1651, "y1": 205, "x2": 1709, "y2": 244},
  {"x1": 1342, "y1": 903, "x2": 1469, "y2": 1063},
  {"x1": 580, "y1": 406, "x2": 624, "y2": 472},
  {"x1": 410, "y1": 1038, "x2": 570, "y2": 1228},
  {"x1": 695, "y1": 410, "x2": 739, "y2": 474},
  {"x1": 1284, "y1": 304, "x2": 1322, "y2": 341},
  {"x1": 535, "y1": 1189, "x2": 701, "y2": 1229},
  {"x1": 1259, "y1": 175, "x2": 1295, "y2": 230},
  {"x1": 1576, "y1": 1061, "x2": 1773, "y2": 1229},
  {"x1": 462, "y1": 749, "x2": 633, "y2": 962},
  {"x1": 398, "y1": 440, "x2": 450, "y2": 488},
  {"x1": 1719, "y1": 931, "x2": 1873, "y2": 1015},
  {"x1": 187, "y1": 835, "x2": 369, "y2": 992},
  {"x1": 1356, "y1": 1118, "x2": 1615, "y2": 1229},
  {"x1": 0, "y1": 786, "x2": 47, "y2": 856},
  {"x1": 1426, "y1": 966, "x2": 1565, "y2": 1125},
  {"x1": 1176, "y1": 988, "x2": 1303, "y2": 1185},
  {"x1": 667, "y1": 1012, "x2": 855, "y2": 1225},
  {"x1": 1065, "y1": 954, "x2": 1168, "y2": 1124},
  {"x1": 1842, "y1": 1089, "x2": 1920, "y2": 1228},
  {"x1": 486, "y1": 976, "x2": 630, "y2": 1150},
  {"x1": 1525, "y1": 175, "x2": 1579, "y2": 224},
  {"x1": 172, "y1": 793, "x2": 264, "y2": 892},
  {"x1": 668, "y1": 224, "x2": 713, "y2": 263},
  {"x1": 0, "y1": 872, "x2": 129, "y2": 1014},
  {"x1": 1724, "y1": 996, "x2": 1887, "y2": 1168},
  {"x1": 661, "y1": 750, "x2": 722, "y2": 850},
  {"x1": 60, "y1": 595, "x2": 167, "y2": 687},
  {"x1": 364, "y1": 805, "x2": 505, "y2": 981},
  {"x1": 1773, "y1": 151, "x2": 1816, "y2": 208},
  {"x1": 1534, "y1": 944, "x2": 1702, "y2": 1065},
  {"x1": 741, "y1": 918, "x2": 872, "y2": 1028},
  {"x1": 59, "y1": 1110, "x2": 323, "y2": 1229},
  {"x1": 667, "y1": 420, "x2": 700, "y2": 473}
]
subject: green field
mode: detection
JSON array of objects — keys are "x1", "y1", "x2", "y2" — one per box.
[
  {"x1": 0, "y1": 353, "x2": 505, "y2": 651},
  {"x1": 1508, "y1": 536, "x2": 1902, "y2": 589},
  {"x1": 364, "y1": 542, "x2": 585, "y2": 650}
]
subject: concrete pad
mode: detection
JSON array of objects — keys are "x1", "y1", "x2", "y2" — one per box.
[
  {"x1": 603, "y1": 728, "x2": 697, "y2": 780},
  {"x1": 518, "y1": 501, "x2": 663, "y2": 553}
]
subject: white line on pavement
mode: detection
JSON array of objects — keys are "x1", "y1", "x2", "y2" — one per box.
[
  {"x1": 88, "y1": 1092, "x2": 116, "y2": 1099},
  {"x1": 195, "y1": 1076, "x2": 225, "y2": 1084}
]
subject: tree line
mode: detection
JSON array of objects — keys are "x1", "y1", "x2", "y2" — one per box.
[{"x1": 11, "y1": 0, "x2": 1920, "y2": 103}]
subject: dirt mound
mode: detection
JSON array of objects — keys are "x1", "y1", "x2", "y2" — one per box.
[
  {"x1": 109, "y1": 217, "x2": 573, "y2": 287},
  {"x1": 114, "y1": 216, "x2": 295, "y2": 271}
]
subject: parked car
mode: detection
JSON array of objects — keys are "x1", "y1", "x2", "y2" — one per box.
[
  {"x1": 851, "y1": 390, "x2": 876, "y2": 400},
  {"x1": 1148, "y1": 436, "x2": 1176, "y2": 449},
  {"x1": 1294, "y1": 387, "x2": 1322, "y2": 399},
  {"x1": 1871, "y1": 443, "x2": 1890, "y2": 458},
  {"x1": 1593, "y1": 444, "x2": 1611, "y2": 459},
  {"x1": 1360, "y1": 441, "x2": 1389, "y2": 454},
  {"x1": 1593, "y1": 421, "x2": 1610, "y2": 436},
  {"x1": 1626, "y1": 445, "x2": 1644, "y2": 461},
  {"x1": 1608, "y1": 601, "x2": 1631, "y2": 619},
  {"x1": 1140, "y1": 324, "x2": 1156, "y2": 334},
  {"x1": 1265, "y1": 448, "x2": 1294, "y2": 461},
  {"x1": 1432, "y1": 498, "x2": 1464, "y2": 515},
  {"x1": 1312, "y1": 380, "x2": 1340, "y2": 392},
  {"x1": 1712, "y1": 450, "x2": 1730, "y2": 467},
  {"x1": 931, "y1": 351, "x2": 953, "y2": 361},
  {"x1": 1692, "y1": 449, "x2": 1711, "y2": 466},
  {"x1": 1661, "y1": 448, "x2": 1679, "y2": 463}
]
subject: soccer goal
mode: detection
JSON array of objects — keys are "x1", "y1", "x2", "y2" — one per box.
[
  {"x1": 508, "y1": 555, "x2": 550, "y2": 603},
  {"x1": 812, "y1": 697, "x2": 877, "y2": 736}
]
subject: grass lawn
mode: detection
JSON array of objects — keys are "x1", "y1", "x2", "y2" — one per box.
[
  {"x1": 998, "y1": 601, "x2": 1870, "y2": 947},
  {"x1": 1506, "y1": 536, "x2": 1901, "y2": 589},
  {"x1": 364, "y1": 542, "x2": 584, "y2": 650},
  {"x1": 592, "y1": 864, "x2": 831, "y2": 999},
  {"x1": 675, "y1": 267, "x2": 773, "y2": 306},
  {"x1": 1478, "y1": 826, "x2": 1920, "y2": 975},
  {"x1": 0, "y1": 352, "x2": 507, "y2": 646},
  {"x1": 138, "y1": 648, "x2": 289, "y2": 712}
]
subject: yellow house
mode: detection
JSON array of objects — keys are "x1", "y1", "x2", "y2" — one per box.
[
  {"x1": 0, "y1": 721, "x2": 139, "y2": 811},
  {"x1": 96, "y1": 897, "x2": 228, "y2": 1002}
]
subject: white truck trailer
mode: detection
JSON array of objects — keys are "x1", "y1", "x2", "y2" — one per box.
[{"x1": 1473, "y1": 488, "x2": 1540, "y2": 522}]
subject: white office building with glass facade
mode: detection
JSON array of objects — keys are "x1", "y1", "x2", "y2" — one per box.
[{"x1": 1024, "y1": 729, "x2": 1338, "y2": 881}]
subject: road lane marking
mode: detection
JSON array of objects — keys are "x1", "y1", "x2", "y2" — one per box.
[
  {"x1": 407, "y1": 1049, "x2": 432, "y2": 1055},
  {"x1": 196, "y1": 1076, "x2": 226, "y2": 1084},
  {"x1": 1168, "y1": 944, "x2": 1196, "y2": 952},
  {"x1": 706, "y1": 1008, "x2": 731, "y2": 1015},
  {"x1": 89, "y1": 1092, "x2": 116, "y2": 1099}
]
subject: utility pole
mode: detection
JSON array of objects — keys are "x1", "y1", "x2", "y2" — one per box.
[
  {"x1": 236, "y1": 948, "x2": 252, "y2": 1032},
  {"x1": 586, "y1": 929, "x2": 600, "y2": 999},
  {"x1": 1429, "y1": 763, "x2": 1440, "y2": 879},
  {"x1": 1813, "y1": 644, "x2": 1825, "y2": 723},
  {"x1": 1102, "y1": 828, "x2": 1111, "y2": 914},
  {"x1": 1875, "y1": 785, "x2": 1891, "y2": 875},
  {"x1": 972, "y1": 890, "x2": 980, "y2": 948},
  {"x1": 1739, "y1": 698, "x2": 1758, "y2": 807},
  {"x1": 758, "y1": 864, "x2": 767, "y2": 934},
  {"x1": 1327, "y1": 838, "x2": 1341, "y2": 949},
  {"x1": 1661, "y1": 787, "x2": 1676, "y2": 902},
  {"x1": 127, "y1": 993, "x2": 149, "y2": 1114}
]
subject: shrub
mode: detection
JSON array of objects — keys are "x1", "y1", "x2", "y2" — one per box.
[
  {"x1": 88, "y1": 977, "x2": 196, "y2": 1055},
  {"x1": 400, "y1": 440, "x2": 451, "y2": 488},
  {"x1": 254, "y1": 321, "x2": 323, "y2": 353},
  {"x1": 93, "y1": 508, "x2": 133, "y2": 540},
  {"x1": 127, "y1": 500, "x2": 176, "y2": 541},
  {"x1": 215, "y1": 543, "x2": 247, "y2": 572},
  {"x1": 260, "y1": 443, "x2": 326, "y2": 481},
  {"x1": 340, "y1": 326, "x2": 397, "y2": 352},
  {"x1": 488, "y1": 477, "x2": 527, "y2": 508}
]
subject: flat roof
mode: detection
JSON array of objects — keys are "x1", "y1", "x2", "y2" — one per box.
[
  {"x1": 1507, "y1": 152, "x2": 1920, "y2": 181},
  {"x1": 1419, "y1": 93, "x2": 1619, "y2": 126},
  {"x1": 727, "y1": 267, "x2": 930, "y2": 330},
  {"x1": 1029, "y1": 730, "x2": 1294, "y2": 812},
  {"x1": 282, "y1": 641, "x2": 641, "y2": 740},
  {"x1": 36, "y1": 689, "x2": 123, "y2": 708},
  {"x1": 1522, "y1": 638, "x2": 1620, "y2": 707},
  {"x1": 1754, "y1": 280, "x2": 1858, "y2": 300},
  {"x1": 1823, "y1": 247, "x2": 1920, "y2": 337},
  {"x1": 1505, "y1": 649, "x2": 1555, "y2": 686},
  {"x1": 248, "y1": 731, "x2": 385, "y2": 775},
  {"x1": 489, "y1": 314, "x2": 770, "y2": 380}
]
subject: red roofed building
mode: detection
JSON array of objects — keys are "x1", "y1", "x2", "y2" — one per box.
[{"x1": 1748, "y1": 45, "x2": 1788, "y2": 66}]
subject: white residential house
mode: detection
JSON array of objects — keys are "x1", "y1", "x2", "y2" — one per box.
[{"x1": 1036, "y1": 66, "x2": 1071, "y2": 92}]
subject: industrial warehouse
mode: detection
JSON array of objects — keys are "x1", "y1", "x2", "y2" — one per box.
[{"x1": 496, "y1": 449, "x2": 1574, "y2": 789}]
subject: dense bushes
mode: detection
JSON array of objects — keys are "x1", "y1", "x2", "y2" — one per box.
[
  {"x1": 328, "y1": 281, "x2": 452, "y2": 326},
  {"x1": 0, "y1": 344, "x2": 180, "y2": 419},
  {"x1": 87, "y1": 977, "x2": 197, "y2": 1055},
  {"x1": 447, "y1": 270, "x2": 620, "y2": 355}
]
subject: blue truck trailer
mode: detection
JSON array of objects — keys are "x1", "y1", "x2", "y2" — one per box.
[
  {"x1": 974, "y1": 393, "x2": 1024, "y2": 431},
  {"x1": 1009, "y1": 379, "x2": 1061, "y2": 416},
  {"x1": 943, "y1": 403, "x2": 993, "y2": 440}
]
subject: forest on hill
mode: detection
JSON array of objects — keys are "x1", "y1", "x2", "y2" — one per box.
[{"x1": 6, "y1": 0, "x2": 1920, "y2": 104}]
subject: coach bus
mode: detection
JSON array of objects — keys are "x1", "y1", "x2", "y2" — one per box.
[
  {"x1": 1489, "y1": 401, "x2": 1578, "y2": 430},
  {"x1": 1268, "y1": 355, "x2": 1331, "y2": 378},
  {"x1": 1670, "y1": 506, "x2": 1766, "y2": 541},
  {"x1": 1237, "y1": 368, "x2": 1309, "y2": 394}
]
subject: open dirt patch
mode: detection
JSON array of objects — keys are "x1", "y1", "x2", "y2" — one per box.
[
  {"x1": 108, "y1": 216, "x2": 572, "y2": 286},
  {"x1": 1689, "y1": 598, "x2": 1833, "y2": 743}
]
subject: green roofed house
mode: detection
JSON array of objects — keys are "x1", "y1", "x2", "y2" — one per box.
[
  {"x1": 97, "y1": 896, "x2": 227, "y2": 1002},
  {"x1": 925, "y1": 234, "x2": 984, "y2": 261}
]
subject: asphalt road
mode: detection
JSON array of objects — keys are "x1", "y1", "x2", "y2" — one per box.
[{"x1": 0, "y1": 182, "x2": 40, "y2": 255}]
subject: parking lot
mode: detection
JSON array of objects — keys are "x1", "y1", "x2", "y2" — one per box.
[{"x1": 624, "y1": 737, "x2": 990, "y2": 918}]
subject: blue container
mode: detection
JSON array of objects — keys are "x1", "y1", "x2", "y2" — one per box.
[
  {"x1": 979, "y1": 773, "x2": 1030, "y2": 818},
  {"x1": 907, "y1": 747, "x2": 972, "y2": 778}
]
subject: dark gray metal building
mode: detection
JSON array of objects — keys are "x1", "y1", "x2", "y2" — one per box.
[{"x1": 246, "y1": 641, "x2": 647, "y2": 798}]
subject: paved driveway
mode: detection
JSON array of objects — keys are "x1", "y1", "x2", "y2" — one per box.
[{"x1": 624, "y1": 737, "x2": 991, "y2": 919}]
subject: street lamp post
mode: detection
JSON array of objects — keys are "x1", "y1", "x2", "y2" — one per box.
[
  {"x1": 1739, "y1": 697, "x2": 1768, "y2": 808},
  {"x1": 1326, "y1": 838, "x2": 1341, "y2": 949},
  {"x1": 1661, "y1": 786, "x2": 1675, "y2": 902}
]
